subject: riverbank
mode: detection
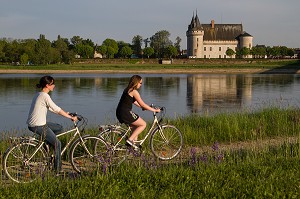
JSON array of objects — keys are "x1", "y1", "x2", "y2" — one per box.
[
  {"x1": 1, "y1": 68, "x2": 300, "y2": 74},
  {"x1": 0, "y1": 59, "x2": 299, "y2": 74}
]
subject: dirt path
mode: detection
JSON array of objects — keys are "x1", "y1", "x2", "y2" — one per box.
[{"x1": 181, "y1": 135, "x2": 299, "y2": 156}]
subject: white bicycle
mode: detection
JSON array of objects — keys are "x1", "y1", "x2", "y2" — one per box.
[
  {"x1": 98, "y1": 105, "x2": 183, "y2": 166},
  {"x1": 2, "y1": 113, "x2": 107, "y2": 183}
]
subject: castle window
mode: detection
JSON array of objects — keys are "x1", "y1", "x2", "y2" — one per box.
[
  {"x1": 204, "y1": 55, "x2": 206, "y2": 58},
  {"x1": 210, "y1": 47, "x2": 212, "y2": 51},
  {"x1": 204, "y1": 47, "x2": 206, "y2": 51},
  {"x1": 219, "y1": 55, "x2": 221, "y2": 58},
  {"x1": 219, "y1": 47, "x2": 221, "y2": 51}
]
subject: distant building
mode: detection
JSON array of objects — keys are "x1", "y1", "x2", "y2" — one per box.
[
  {"x1": 186, "y1": 12, "x2": 253, "y2": 58},
  {"x1": 94, "y1": 51, "x2": 103, "y2": 59}
]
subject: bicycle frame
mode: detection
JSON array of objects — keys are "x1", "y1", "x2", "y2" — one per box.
[
  {"x1": 25, "y1": 119, "x2": 89, "y2": 163},
  {"x1": 110, "y1": 111, "x2": 163, "y2": 150}
]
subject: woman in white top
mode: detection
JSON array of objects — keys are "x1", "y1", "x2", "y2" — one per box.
[{"x1": 27, "y1": 76, "x2": 77, "y2": 173}]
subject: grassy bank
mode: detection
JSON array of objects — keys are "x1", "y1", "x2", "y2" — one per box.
[
  {"x1": 0, "y1": 59, "x2": 299, "y2": 72},
  {"x1": 1, "y1": 108, "x2": 299, "y2": 198}
]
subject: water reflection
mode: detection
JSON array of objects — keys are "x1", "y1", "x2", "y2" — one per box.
[
  {"x1": 187, "y1": 75, "x2": 253, "y2": 113},
  {"x1": 0, "y1": 73, "x2": 300, "y2": 133}
]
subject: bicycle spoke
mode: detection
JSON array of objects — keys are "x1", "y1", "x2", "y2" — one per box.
[
  {"x1": 3, "y1": 142, "x2": 46, "y2": 183},
  {"x1": 70, "y1": 136, "x2": 108, "y2": 174},
  {"x1": 150, "y1": 125, "x2": 183, "y2": 160}
]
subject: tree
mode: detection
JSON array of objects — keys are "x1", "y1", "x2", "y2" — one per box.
[
  {"x1": 102, "y1": 38, "x2": 118, "y2": 58},
  {"x1": 165, "y1": 45, "x2": 178, "y2": 58},
  {"x1": 174, "y1": 36, "x2": 182, "y2": 53},
  {"x1": 0, "y1": 39, "x2": 7, "y2": 62},
  {"x1": 21, "y1": 39, "x2": 37, "y2": 64},
  {"x1": 107, "y1": 46, "x2": 116, "y2": 58},
  {"x1": 240, "y1": 47, "x2": 250, "y2": 58},
  {"x1": 287, "y1": 48, "x2": 295, "y2": 57},
  {"x1": 117, "y1": 41, "x2": 130, "y2": 58},
  {"x1": 143, "y1": 47, "x2": 154, "y2": 58},
  {"x1": 120, "y1": 46, "x2": 133, "y2": 58},
  {"x1": 270, "y1": 46, "x2": 281, "y2": 58},
  {"x1": 150, "y1": 30, "x2": 172, "y2": 58},
  {"x1": 33, "y1": 34, "x2": 52, "y2": 64},
  {"x1": 3, "y1": 40, "x2": 21, "y2": 62},
  {"x1": 74, "y1": 43, "x2": 94, "y2": 58},
  {"x1": 132, "y1": 35, "x2": 143, "y2": 57},
  {"x1": 226, "y1": 48, "x2": 235, "y2": 58},
  {"x1": 52, "y1": 35, "x2": 69, "y2": 63},
  {"x1": 20, "y1": 53, "x2": 29, "y2": 65},
  {"x1": 70, "y1": 36, "x2": 83, "y2": 47},
  {"x1": 251, "y1": 46, "x2": 266, "y2": 58},
  {"x1": 97, "y1": 45, "x2": 107, "y2": 58}
]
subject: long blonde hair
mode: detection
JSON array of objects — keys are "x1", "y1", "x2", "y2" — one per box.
[{"x1": 126, "y1": 75, "x2": 142, "y2": 92}]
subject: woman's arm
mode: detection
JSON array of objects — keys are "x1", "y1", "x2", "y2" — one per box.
[
  {"x1": 58, "y1": 109, "x2": 78, "y2": 121},
  {"x1": 132, "y1": 90, "x2": 160, "y2": 112}
]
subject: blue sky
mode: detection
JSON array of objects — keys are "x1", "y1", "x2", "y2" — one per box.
[{"x1": 1, "y1": 0, "x2": 299, "y2": 48}]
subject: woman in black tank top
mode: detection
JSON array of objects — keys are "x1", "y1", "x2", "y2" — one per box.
[{"x1": 116, "y1": 75, "x2": 160, "y2": 149}]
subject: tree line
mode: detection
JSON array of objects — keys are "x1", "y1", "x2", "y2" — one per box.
[
  {"x1": 0, "y1": 30, "x2": 181, "y2": 65},
  {"x1": 226, "y1": 46, "x2": 296, "y2": 59},
  {"x1": 0, "y1": 30, "x2": 297, "y2": 65}
]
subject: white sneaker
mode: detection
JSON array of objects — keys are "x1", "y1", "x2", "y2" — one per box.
[{"x1": 126, "y1": 139, "x2": 139, "y2": 150}]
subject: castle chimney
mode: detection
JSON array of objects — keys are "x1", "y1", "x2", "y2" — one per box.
[{"x1": 211, "y1": 20, "x2": 215, "y2": 28}]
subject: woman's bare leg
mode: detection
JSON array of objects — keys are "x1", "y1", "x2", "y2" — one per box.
[{"x1": 129, "y1": 117, "x2": 146, "y2": 141}]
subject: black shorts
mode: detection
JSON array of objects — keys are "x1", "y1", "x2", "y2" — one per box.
[{"x1": 116, "y1": 110, "x2": 139, "y2": 124}]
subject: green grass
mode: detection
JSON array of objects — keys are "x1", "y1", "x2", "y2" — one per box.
[
  {"x1": 0, "y1": 59, "x2": 299, "y2": 71},
  {"x1": 1, "y1": 108, "x2": 299, "y2": 198},
  {"x1": 0, "y1": 143, "x2": 299, "y2": 198}
]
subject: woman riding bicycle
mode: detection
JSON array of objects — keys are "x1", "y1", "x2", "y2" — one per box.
[
  {"x1": 116, "y1": 75, "x2": 160, "y2": 150},
  {"x1": 27, "y1": 75, "x2": 77, "y2": 173}
]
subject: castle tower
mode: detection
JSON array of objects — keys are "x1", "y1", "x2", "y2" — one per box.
[
  {"x1": 237, "y1": 32, "x2": 253, "y2": 58},
  {"x1": 186, "y1": 12, "x2": 204, "y2": 58},
  {"x1": 238, "y1": 32, "x2": 253, "y2": 49}
]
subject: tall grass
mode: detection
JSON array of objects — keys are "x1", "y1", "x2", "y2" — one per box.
[
  {"x1": 172, "y1": 107, "x2": 300, "y2": 146},
  {"x1": 1, "y1": 108, "x2": 299, "y2": 198}
]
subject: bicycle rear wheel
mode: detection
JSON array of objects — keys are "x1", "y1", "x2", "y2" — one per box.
[
  {"x1": 70, "y1": 136, "x2": 108, "y2": 173},
  {"x1": 3, "y1": 142, "x2": 47, "y2": 183},
  {"x1": 98, "y1": 129, "x2": 129, "y2": 166},
  {"x1": 150, "y1": 125, "x2": 183, "y2": 160}
]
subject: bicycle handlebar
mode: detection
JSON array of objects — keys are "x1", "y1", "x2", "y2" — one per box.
[
  {"x1": 69, "y1": 112, "x2": 83, "y2": 121},
  {"x1": 149, "y1": 104, "x2": 166, "y2": 123}
]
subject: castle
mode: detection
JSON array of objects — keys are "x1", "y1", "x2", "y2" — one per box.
[{"x1": 186, "y1": 13, "x2": 253, "y2": 58}]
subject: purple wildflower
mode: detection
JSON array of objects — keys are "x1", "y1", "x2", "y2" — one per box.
[
  {"x1": 215, "y1": 153, "x2": 224, "y2": 163},
  {"x1": 189, "y1": 147, "x2": 197, "y2": 166},
  {"x1": 199, "y1": 153, "x2": 208, "y2": 163},
  {"x1": 212, "y1": 142, "x2": 219, "y2": 152}
]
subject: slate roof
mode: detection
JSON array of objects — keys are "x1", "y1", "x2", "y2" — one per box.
[
  {"x1": 187, "y1": 14, "x2": 245, "y2": 41},
  {"x1": 202, "y1": 24, "x2": 243, "y2": 41}
]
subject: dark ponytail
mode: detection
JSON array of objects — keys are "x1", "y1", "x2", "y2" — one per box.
[{"x1": 36, "y1": 76, "x2": 54, "y2": 89}]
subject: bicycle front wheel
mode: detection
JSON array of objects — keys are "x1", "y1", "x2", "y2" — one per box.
[
  {"x1": 150, "y1": 125, "x2": 183, "y2": 160},
  {"x1": 70, "y1": 136, "x2": 108, "y2": 173},
  {"x1": 3, "y1": 142, "x2": 47, "y2": 183}
]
